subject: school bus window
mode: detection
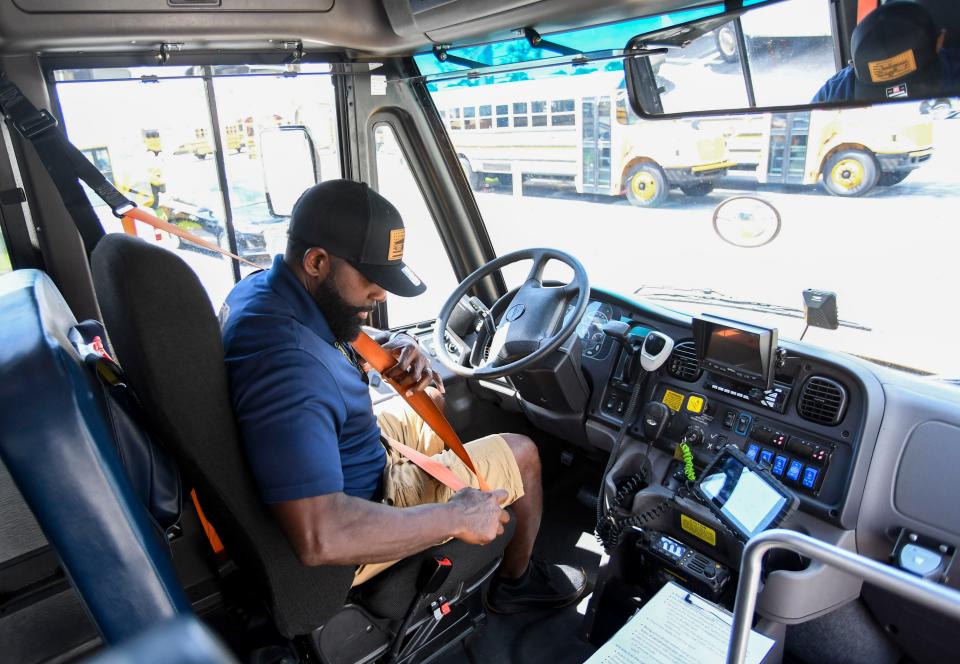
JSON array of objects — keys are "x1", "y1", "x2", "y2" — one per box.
[
  {"x1": 551, "y1": 99, "x2": 575, "y2": 126},
  {"x1": 479, "y1": 105, "x2": 492, "y2": 129},
  {"x1": 463, "y1": 106, "x2": 476, "y2": 130},
  {"x1": 530, "y1": 100, "x2": 547, "y2": 127},
  {"x1": 495, "y1": 104, "x2": 509, "y2": 128},
  {"x1": 513, "y1": 102, "x2": 527, "y2": 127}
]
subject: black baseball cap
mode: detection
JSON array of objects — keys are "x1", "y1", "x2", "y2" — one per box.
[
  {"x1": 288, "y1": 180, "x2": 426, "y2": 297},
  {"x1": 852, "y1": 2, "x2": 941, "y2": 100}
]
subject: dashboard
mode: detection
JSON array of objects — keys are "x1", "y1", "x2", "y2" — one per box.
[
  {"x1": 416, "y1": 285, "x2": 960, "y2": 657},
  {"x1": 501, "y1": 288, "x2": 960, "y2": 651}
]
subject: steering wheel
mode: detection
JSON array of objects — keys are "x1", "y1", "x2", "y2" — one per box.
[{"x1": 433, "y1": 248, "x2": 590, "y2": 379}]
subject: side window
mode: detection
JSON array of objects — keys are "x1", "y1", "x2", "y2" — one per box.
[
  {"x1": 212, "y1": 67, "x2": 341, "y2": 279},
  {"x1": 55, "y1": 70, "x2": 236, "y2": 307},
  {"x1": 53, "y1": 64, "x2": 340, "y2": 308},
  {"x1": 372, "y1": 124, "x2": 459, "y2": 327}
]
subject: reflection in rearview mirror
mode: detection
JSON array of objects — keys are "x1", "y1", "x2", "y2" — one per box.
[
  {"x1": 260, "y1": 126, "x2": 319, "y2": 216},
  {"x1": 628, "y1": 0, "x2": 960, "y2": 118}
]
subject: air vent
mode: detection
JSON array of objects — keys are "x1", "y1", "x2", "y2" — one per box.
[
  {"x1": 798, "y1": 376, "x2": 847, "y2": 425},
  {"x1": 668, "y1": 340, "x2": 701, "y2": 382}
]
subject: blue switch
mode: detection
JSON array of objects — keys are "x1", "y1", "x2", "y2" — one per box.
[
  {"x1": 772, "y1": 455, "x2": 787, "y2": 476},
  {"x1": 802, "y1": 466, "x2": 820, "y2": 489},
  {"x1": 786, "y1": 459, "x2": 803, "y2": 482},
  {"x1": 745, "y1": 443, "x2": 760, "y2": 461},
  {"x1": 759, "y1": 449, "x2": 774, "y2": 467}
]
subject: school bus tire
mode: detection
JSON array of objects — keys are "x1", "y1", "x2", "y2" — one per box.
[
  {"x1": 458, "y1": 156, "x2": 482, "y2": 191},
  {"x1": 716, "y1": 25, "x2": 739, "y2": 63},
  {"x1": 625, "y1": 162, "x2": 668, "y2": 207},
  {"x1": 821, "y1": 149, "x2": 878, "y2": 197}
]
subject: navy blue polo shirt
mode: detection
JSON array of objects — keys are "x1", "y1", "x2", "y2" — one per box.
[{"x1": 221, "y1": 255, "x2": 386, "y2": 503}]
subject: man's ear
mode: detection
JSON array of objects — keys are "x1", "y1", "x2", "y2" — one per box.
[{"x1": 302, "y1": 247, "x2": 331, "y2": 280}]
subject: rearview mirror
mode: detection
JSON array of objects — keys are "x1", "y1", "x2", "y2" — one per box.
[
  {"x1": 626, "y1": 0, "x2": 960, "y2": 118},
  {"x1": 260, "y1": 126, "x2": 319, "y2": 217}
]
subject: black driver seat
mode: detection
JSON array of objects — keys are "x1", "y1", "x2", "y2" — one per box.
[{"x1": 90, "y1": 234, "x2": 514, "y2": 659}]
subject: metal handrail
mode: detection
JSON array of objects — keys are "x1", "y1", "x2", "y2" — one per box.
[{"x1": 727, "y1": 529, "x2": 960, "y2": 664}]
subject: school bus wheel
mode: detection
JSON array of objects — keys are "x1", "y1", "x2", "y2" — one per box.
[
  {"x1": 821, "y1": 149, "x2": 879, "y2": 197},
  {"x1": 625, "y1": 162, "x2": 668, "y2": 208}
]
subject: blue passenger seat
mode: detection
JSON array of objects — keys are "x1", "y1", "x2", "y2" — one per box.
[{"x1": 0, "y1": 269, "x2": 191, "y2": 645}]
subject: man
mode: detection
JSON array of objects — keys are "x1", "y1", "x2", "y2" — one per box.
[
  {"x1": 812, "y1": 2, "x2": 960, "y2": 103},
  {"x1": 220, "y1": 179, "x2": 586, "y2": 614}
]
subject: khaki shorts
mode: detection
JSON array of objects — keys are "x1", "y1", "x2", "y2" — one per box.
[{"x1": 353, "y1": 400, "x2": 525, "y2": 586}]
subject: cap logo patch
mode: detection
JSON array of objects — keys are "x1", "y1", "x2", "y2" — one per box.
[
  {"x1": 868, "y1": 49, "x2": 917, "y2": 83},
  {"x1": 885, "y1": 83, "x2": 909, "y2": 99},
  {"x1": 387, "y1": 228, "x2": 405, "y2": 261}
]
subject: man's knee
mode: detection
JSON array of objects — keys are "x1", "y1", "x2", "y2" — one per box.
[{"x1": 501, "y1": 433, "x2": 540, "y2": 478}]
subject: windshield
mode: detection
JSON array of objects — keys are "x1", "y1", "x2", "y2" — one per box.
[{"x1": 417, "y1": 12, "x2": 960, "y2": 378}]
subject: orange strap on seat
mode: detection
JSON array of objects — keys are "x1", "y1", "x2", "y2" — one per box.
[
  {"x1": 352, "y1": 332, "x2": 491, "y2": 492},
  {"x1": 121, "y1": 207, "x2": 261, "y2": 270},
  {"x1": 383, "y1": 438, "x2": 467, "y2": 492}
]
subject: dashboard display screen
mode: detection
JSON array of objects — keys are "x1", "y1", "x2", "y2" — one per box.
[
  {"x1": 705, "y1": 327, "x2": 762, "y2": 374},
  {"x1": 698, "y1": 453, "x2": 788, "y2": 539}
]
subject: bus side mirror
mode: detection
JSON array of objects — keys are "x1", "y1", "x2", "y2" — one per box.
[{"x1": 260, "y1": 126, "x2": 319, "y2": 217}]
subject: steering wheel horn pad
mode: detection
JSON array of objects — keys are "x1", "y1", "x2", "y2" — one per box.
[{"x1": 433, "y1": 248, "x2": 590, "y2": 379}]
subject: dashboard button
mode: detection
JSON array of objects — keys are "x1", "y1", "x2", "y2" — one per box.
[
  {"x1": 759, "y1": 449, "x2": 774, "y2": 467},
  {"x1": 735, "y1": 413, "x2": 752, "y2": 435},
  {"x1": 723, "y1": 410, "x2": 737, "y2": 428},
  {"x1": 802, "y1": 466, "x2": 820, "y2": 489},
  {"x1": 772, "y1": 455, "x2": 788, "y2": 476},
  {"x1": 745, "y1": 443, "x2": 760, "y2": 461},
  {"x1": 786, "y1": 459, "x2": 803, "y2": 482}
]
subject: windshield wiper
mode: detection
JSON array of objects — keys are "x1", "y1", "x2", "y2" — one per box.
[{"x1": 633, "y1": 286, "x2": 871, "y2": 332}]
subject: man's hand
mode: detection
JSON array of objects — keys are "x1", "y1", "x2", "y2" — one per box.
[
  {"x1": 448, "y1": 488, "x2": 511, "y2": 545},
  {"x1": 382, "y1": 333, "x2": 445, "y2": 397}
]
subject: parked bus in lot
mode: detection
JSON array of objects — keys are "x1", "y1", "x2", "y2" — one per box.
[
  {"x1": 714, "y1": 105, "x2": 933, "y2": 196},
  {"x1": 435, "y1": 72, "x2": 733, "y2": 207}
]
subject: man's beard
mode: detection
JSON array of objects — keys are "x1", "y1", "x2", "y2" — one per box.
[{"x1": 311, "y1": 275, "x2": 373, "y2": 342}]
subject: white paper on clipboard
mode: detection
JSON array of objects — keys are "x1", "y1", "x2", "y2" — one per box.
[{"x1": 584, "y1": 582, "x2": 774, "y2": 664}]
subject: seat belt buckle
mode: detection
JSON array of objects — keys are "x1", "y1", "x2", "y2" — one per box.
[
  {"x1": 12, "y1": 108, "x2": 58, "y2": 140},
  {"x1": 430, "y1": 597, "x2": 451, "y2": 622},
  {"x1": 416, "y1": 555, "x2": 453, "y2": 596}
]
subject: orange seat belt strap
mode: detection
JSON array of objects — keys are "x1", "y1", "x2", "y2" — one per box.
[
  {"x1": 122, "y1": 207, "x2": 261, "y2": 270},
  {"x1": 190, "y1": 489, "x2": 225, "y2": 555},
  {"x1": 384, "y1": 438, "x2": 468, "y2": 492},
  {"x1": 352, "y1": 331, "x2": 492, "y2": 492}
]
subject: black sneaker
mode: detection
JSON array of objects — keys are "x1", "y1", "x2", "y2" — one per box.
[{"x1": 485, "y1": 558, "x2": 588, "y2": 614}]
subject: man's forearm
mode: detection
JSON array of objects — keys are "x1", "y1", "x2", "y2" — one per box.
[{"x1": 273, "y1": 492, "x2": 461, "y2": 566}]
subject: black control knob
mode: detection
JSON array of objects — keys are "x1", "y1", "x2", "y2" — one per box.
[{"x1": 681, "y1": 426, "x2": 704, "y2": 446}]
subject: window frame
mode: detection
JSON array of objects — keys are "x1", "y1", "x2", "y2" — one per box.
[
  {"x1": 366, "y1": 111, "x2": 464, "y2": 327},
  {"x1": 42, "y1": 53, "x2": 347, "y2": 293}
]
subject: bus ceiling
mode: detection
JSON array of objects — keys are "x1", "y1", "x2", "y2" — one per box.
[{"x1": 0, "y1": 1, "x2": 776, "y2": 58}]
